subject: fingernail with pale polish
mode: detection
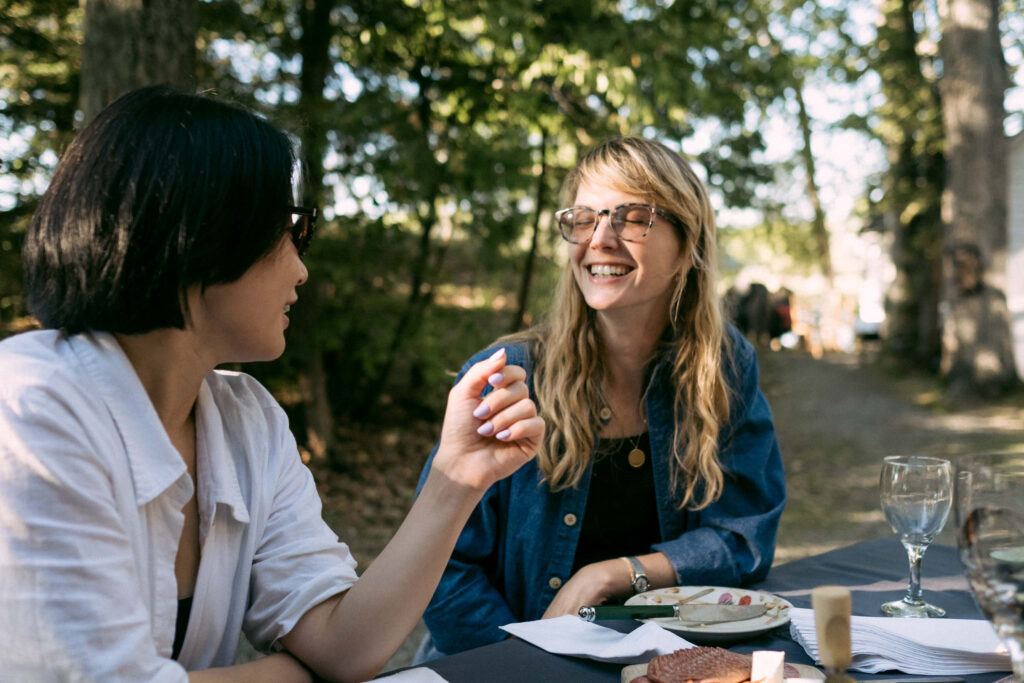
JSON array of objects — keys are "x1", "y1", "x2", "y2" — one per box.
[
  {"x1": 487, "y1": 373, "x2": 504, "y2": 386},
  {"x1": 477, "y1": 421, "x2": 494, "y2": 436},
  {"x1": 472, "y1": 403, "x2": 490, "y2": 418},
  {"x1": 496, "y1": 429, "x2": 511, "y2": 441},
  {"x1": 488, "y1": 347, "x2": 506, "y2": 361}
]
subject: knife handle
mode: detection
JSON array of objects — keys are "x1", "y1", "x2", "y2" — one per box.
[{"x1": 577, "y1": 605, "x2": 676, "y2": 621}]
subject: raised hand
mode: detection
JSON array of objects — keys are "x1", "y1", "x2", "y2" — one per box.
[{"x1": 431, "y1": 348, "x2": 544, "y2": 493}]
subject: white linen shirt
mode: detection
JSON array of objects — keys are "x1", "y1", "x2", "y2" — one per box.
[{"x1": 0, "y1": 330, "x2": 359, "y2": 682}]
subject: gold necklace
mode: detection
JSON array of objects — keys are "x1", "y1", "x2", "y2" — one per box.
[
  {"x1": 598, "y1": 403, "x2": 647, "y2": 468},
  {"x1": 626, "y1": 433, "x2": 646, "y2": 468}
]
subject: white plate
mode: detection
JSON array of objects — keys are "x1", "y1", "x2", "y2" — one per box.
[{"x1": 623, "y1": 585, "x2": 792, "y2": 643}]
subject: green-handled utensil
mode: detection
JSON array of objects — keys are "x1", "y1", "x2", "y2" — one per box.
[{"x1": 578, "y1": 602, "x2": 767, "y2": 623}]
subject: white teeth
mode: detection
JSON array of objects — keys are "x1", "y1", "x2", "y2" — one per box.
[
  {"x1": 589, "y1": 264, "x2": 630, "y2": 277},
  {"x1": 284, "y1": 304, "x2": 291, "y2": 313}
]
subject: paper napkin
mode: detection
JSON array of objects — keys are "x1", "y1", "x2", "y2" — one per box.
[
  {"x1": 788, "y1": 607, "x2": 1011, "y2": 675},
  {"x1": 500, "y1": 614, "x2": 695, "y2": 664},
  {"x1": 375, "y1": 666, "x2": 449, "y2": 682}
]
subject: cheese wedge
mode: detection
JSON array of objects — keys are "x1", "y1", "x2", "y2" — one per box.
[{"x1": 751, "y1": 650, "x2": 785, "y2": 683}]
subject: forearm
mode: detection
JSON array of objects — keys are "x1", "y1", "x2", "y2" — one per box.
[
  {"x1": 188, "y1": 653, "x2": 311, "y2": 683},
  {"x1": 636, "y1": 551, "x2": 677, "y2": 589},
  {"x1": 424, "y1": 571, "x2": 518, "y2": 654},
  {"x1": 581, "y1": 552, "x2": 676, "y2": 600},
  {"x1": 285, "y1": 465, "x2": 481, "y2": 682},
  {"x1": 542, "y1": 552, "x2": 674, "y2": 618}
]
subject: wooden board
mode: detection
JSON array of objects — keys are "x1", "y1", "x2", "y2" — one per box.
[{"x1": 620, "y1": 660, "x2": 825, "y2": 683}]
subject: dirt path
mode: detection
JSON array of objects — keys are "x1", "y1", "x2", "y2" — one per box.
[
  {"x1": 315, "y1": 346, "x2": 1024, "y2": 671},
  {"x1": 759, "y1": 347, "x2": 1024, "y2": 562}
]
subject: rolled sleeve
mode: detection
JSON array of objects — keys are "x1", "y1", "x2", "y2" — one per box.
[{"x1": 244, "y1": 424, "x2": 359, "y2": 650}]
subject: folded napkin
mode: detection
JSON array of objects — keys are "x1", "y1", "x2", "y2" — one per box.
[
  {"x1": 788, "y1": 607, "x2": 1011, "y2": 675},
  {"x1": 500, "y1": 614, "x2": 695, "y2": 664},
  {"x1": 374, "y1": 666, "x2": 449, "y2": 682}
]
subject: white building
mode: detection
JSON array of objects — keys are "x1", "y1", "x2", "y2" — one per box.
[{"x1": 1008, "y1": 133, "x2": 1024, "y2": 377}]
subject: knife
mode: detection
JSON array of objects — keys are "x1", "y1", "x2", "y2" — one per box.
[{"x1": 577, "y1": 603, "x2": 768, "y2": 623}]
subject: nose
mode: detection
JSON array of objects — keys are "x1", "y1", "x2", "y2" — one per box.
[
  {"x1": 296, "y1": 257, "x2": 309, "y2": 286},
  {"x1": 589, "y1": 211, "x2": 619, "y2": 249}
]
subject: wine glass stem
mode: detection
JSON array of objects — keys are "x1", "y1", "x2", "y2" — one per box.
[
  {"x1": 902, "y1": 541, "x2": 927, "y2": 604},
  {"x1": 999, "y1": 632, "x2": 1024, "y2": 681}
]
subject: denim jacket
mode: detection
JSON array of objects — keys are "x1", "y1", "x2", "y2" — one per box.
[{"x1": 417, "y1": 325, "x2": 785, "y2": 657}]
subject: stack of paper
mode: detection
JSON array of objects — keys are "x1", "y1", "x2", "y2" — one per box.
[{"x1": 788, "y1": 607, "x2": 1011, "y2": 675}]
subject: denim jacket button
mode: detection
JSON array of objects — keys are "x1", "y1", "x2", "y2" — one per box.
[
  {"x1": 563, "y1": 513, "x2": 577, "y2": 526},
  {"x1": 548, "y1": 576, "x2": 562, "y2": 590}
]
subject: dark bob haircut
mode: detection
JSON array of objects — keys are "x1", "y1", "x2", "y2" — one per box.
[{"x1": 24, "y1": 85, "x2": 296, "y2": 334}]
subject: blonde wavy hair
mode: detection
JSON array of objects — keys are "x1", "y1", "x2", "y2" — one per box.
[{"x1": 503, "y1": 136, "x2": 731, "y2": 510}]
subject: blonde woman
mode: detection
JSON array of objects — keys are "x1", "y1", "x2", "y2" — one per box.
[{"x1": 414, "y1": 136, "x2": 785, "y2": 660}]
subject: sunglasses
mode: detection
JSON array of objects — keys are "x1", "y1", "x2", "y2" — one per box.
[{"x1": 287, "y1": 205, "x2": 318, "y2": 257}]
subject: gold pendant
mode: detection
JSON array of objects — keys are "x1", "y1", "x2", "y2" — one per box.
[{"x1": 627, "y1": 448, "x2": 646, "y2": 468}]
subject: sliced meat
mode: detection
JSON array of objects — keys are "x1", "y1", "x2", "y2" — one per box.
[{"x1": 646, "y1": 646, "x2": 751, "y2": 683}]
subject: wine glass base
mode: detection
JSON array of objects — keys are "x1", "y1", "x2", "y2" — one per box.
[{"x1": 880, "y1": 598, "x2": 946, "y2": 618}]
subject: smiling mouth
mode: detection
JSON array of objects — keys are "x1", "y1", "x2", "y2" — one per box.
[{"x1": 588, "y1": 264, "x2": 633, "y2": 278}]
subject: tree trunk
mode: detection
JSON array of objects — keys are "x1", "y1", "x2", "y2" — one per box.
[
  {"x1": 878, "y1": 0, "x2": 945, "y2": 368},
  {"x1": 360, "y1": 193, "x2": 439, "y2": 418},
  {"x1": 294, "y1": 0, "x2": 338, "y2": 463},
  {"x1": 80, "y1": 0, "x2": 196, "y2": 123},
  {"x1": 792, "y1": 81, "x2": 832, "y2": 284},
  {"x1": 513, "y1": 129, "x2": 548, "y2": 331},
  {"x1": 937, "y1": 0, "x2": 1016, "y2": 396},
  {"x1": 359, "y1": 75, "x2": 443, "y2": 417}
]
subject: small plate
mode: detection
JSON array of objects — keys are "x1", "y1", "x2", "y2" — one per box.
[{"x1": 623, "y1": 585, "x2": 792, "y2": 643}]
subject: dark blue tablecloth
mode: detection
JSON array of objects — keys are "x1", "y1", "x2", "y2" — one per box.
[{"x1": 396, "y1": 538, "x2": 1007, "y2": 682}]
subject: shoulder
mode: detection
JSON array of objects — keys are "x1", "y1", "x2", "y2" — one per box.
[
  {"x1": 206, "y1": 368, "x2": 281, "y2": 412},
  {"x1": 202, "y1": 370, "x2": 298, "y2": 484},
  {"x1": 0, "y1": 330, "x2": 93, "y2": 405},
  {"x1": 204, "y1": 369, "x2": 290, "y2": 438},
  {"x1": 721, "y1": 322, "x2": 757, "y2": 380},
  {"x1": 722, "y1": 322, "x2": 754, "y2": 364}
]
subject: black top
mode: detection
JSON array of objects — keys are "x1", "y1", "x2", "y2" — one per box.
[
  {"x1": 172, "y1": 596, "x2": 193, "y2": 661},
  {"x1": 571, "y1": 432, "x2": 660, "y2": 578}
]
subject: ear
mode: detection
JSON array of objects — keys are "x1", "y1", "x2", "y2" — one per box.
[{"x1": 181, "y1": 284, "x2": 202, "y2": 330}]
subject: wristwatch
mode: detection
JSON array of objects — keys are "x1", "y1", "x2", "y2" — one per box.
[{"x1": 622, "y1": 556, "x2": 649, "y2": 594}]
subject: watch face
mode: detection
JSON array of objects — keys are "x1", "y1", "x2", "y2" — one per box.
[{"x1": 634, "y1": 576, "x2": 649, "y2": 593}]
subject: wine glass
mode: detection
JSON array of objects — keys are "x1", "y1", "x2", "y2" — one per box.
[
  {"x1": 954, "y1": 454, "x2": 1024, "y2": 681},
  {"x1": 879, "y1": 455, "x2": 953, "y2": 617}
]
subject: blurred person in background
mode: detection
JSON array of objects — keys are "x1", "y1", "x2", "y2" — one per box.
[
  {"x1": 0, "y1": 85, "x2": 543, "y2": 682},
  {"x1": 941, "y1": 242, "x2": 1016, "y2": 397},
  {"x1": 415, "y1": 136, "x2": 785, "y2": 660}
]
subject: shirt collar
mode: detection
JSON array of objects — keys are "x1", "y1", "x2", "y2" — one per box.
[
  {"x1": 71, "y1": 332, "x2": 190, "y2": 507},
  {"x1": 194, "y1": 379, "x2": 251, "y2": 526}
]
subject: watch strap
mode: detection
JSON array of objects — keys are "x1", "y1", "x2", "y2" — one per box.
[{"x1": 622, "y1": 555, "x2": 649, "y2": 594}]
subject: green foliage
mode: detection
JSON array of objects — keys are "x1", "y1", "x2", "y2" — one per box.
[
  {"x1": 0, "y1": 0, "x2": 834, "y2": 432},
  {"x1": 719, "y1": 216, "x2": 821, "y2": 279},
  {"x1": 0, "y1": 0, "x2": 80, "y2": 326}
]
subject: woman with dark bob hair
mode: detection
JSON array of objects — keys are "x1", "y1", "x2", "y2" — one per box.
[{"x1": 0, "y1": 86, "x2": 543, "y2": 682}]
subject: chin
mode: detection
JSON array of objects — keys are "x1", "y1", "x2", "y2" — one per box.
[{"x1": 234, "y1": 340, "x2": 287, "y2": 364}]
